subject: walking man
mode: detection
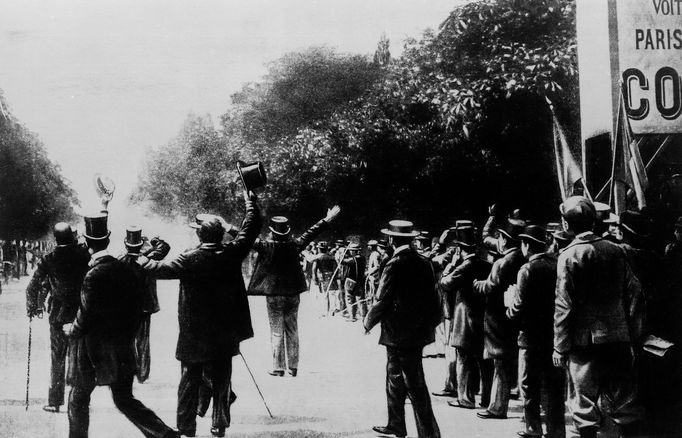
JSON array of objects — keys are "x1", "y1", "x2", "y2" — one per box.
[
  {"x1": 364, "y1": 220, "x2": 441, "y2": 438},
  {"x1": 248, "y1": 206, "x2": 341, "y2": 376},
  {"x1": 25, "y1": 222, "x2": 90, "y2": 413},
  {"x1": 341, "y1": 242, "x2": 366, "y2": 322},
  {"x1": 553, "y1": 196, "x2": 643, "y2": 438},
  {"x1": 63, "y1": 214, "x2": 179, "y2": 438}
]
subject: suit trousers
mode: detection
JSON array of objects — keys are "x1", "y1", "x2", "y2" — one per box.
[
  {"x1": 178, "y1": 359, "x2": 232, "y2": 434},
  {"x1": 135, "y1": 313, "x2": 152, "y2": 383},
  {"x1": 568, "y1": 343, "x2": 643, "y2": 432},
  {"x1": 486, "y1": 355, "x2": 514, "y2": 416},
  {"x1": 455, "y1": 347, "x2": 491, "y2": 407},
  {"x1": 519, "y1": 347, "x2": 566, "y2": 438},
  {"x1": 49, "y1": 322, "x2": 69, "y2": 407},
  {"x1": 266, "y1": 295, "x2": 300, "y2": 371},
  {"x1": 345, "y1": 291, "x2": 366, "y2": 320},
  {"x1": 441, "y1": 319, "x2": 457, "y2": 393},
  {"x1": 385, "y1": 346, "x2": 441, "y2": 438},
  {"x1": 68, "y1": 374, "x2": 174, "y2": 438}
]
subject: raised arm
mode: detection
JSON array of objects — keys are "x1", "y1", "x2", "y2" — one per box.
[
  {"x1": 295, "y1": 205, "x2": 340, "y2": 252},
  {"x1": 227, "y1": 191, "x2": 262, "y2": 259},
  {"x1": 473, "y1": 258, "x2": 502, "y2": 295}
]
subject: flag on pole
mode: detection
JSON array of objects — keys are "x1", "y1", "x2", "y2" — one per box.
[
  {"x1": 610, "y1": 86, "x2": 648, "y2": 213},
  {"x1": 550, "y1": 103, "x2": 588, "y2": 201}
]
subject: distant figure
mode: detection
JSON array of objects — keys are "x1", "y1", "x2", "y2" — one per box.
[
  {"x1": 364, "y1": 220, "x2": 441, "y2": 438},
  {"x1": 248, "y1": 205, "x2": 340, "y2": 377},
  {"x1": 25, "y1": 223, "x2": 90, "y2": 413},
  {"x1": 341, "y1": 242, "x2": 366, "y2": 322}
]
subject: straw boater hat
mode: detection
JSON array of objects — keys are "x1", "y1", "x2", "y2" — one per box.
[
  {"x1": 124, "y1": 226, "x2": 144, "y2": 248},
  {"x1": 83, "y1": 213, "x2": 111, "y2": 240},
  {"x1": 519, "y1": 225, "x2": 547, "y2": 245},
  {"x1": 269, "y1": 216, "x2": 291, "y2": 236},
  {"x1": 381, "y1": 220, "x2": 420, "y2": 237},
  {"x1": 367, "y1": 239, "x2": 378, "y2": 247}
]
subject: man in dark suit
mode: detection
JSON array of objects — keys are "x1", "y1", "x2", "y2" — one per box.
[
  {"x1": 26, "y1": 222, "x2": 91, "y2": 413},
  {"x1": 473, "y1": 218, "x2": 526, "y2": 419},
  {"x1": 507, "y1": 225, "x2": 565, "y2": 438},
  {"x1": 364, "y1": 220, "x2": 441, "y2": 438},
  {"x1": 439, "y1": 225, "x2": 492, "y2": 409},
  {"x1": 247, "y1": 206, "x2": 340, "y2": 377},
  {"x1": 139, "y1": 191, "x2": 260, "y2": 437},
  {"x1": 118, "y1": 227, "x2": 171, "y2": 383},
  {"x1": 63, "y1": 214, "x2": 179, "y2": 438},
  {"x1": 553, "y1": 196, "x2": 643, "y2": 438}
]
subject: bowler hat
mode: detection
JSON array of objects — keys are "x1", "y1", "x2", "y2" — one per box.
[
  {"x1": 53, "y1": 222, "x2": 76, "y2": 247},
  {"x1": 560, "y1": 196, "x2": 596, "y2": 224},
  {"x1": 236, "y1": 160, "x2": 267, "y2": 192},
  {"x1": 124, "y1": 226, "x2": 144, "y2": 248},
  {"x1": 381, "y1": 220, "x2": 420, "y2": 237},
  {"x1": 454, "y1": 226, "x2": 477, "y2": 248},
  {"x1": 269, "y1": 216, "x2": 291, "y2": 236},
  {"x1": 83, "y1": 214, "x2": 110, "y2": 241},
  {"x1": 519, "y1": 225, "x2": 547, "y2": 245},
  {"x1": 619, "y1": 211, "x2": 651, "y2": 237},
  {"x1": 497, "y1": 218, "x2": 526, "y2": 241}
]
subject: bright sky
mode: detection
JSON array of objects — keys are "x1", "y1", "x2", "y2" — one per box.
[{"x1": 0, "y1": 0, "x2": 461, "y2": 245}]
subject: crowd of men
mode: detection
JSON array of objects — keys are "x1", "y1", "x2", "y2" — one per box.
[{"x1": 19, "y1": 190, "x2": 682, "y2": 438}]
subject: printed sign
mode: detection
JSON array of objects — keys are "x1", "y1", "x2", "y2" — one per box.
[{"x1": 618, "y1": 0, "x2": 682, "y2": 133}]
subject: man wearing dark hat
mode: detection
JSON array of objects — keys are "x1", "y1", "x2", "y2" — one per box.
[
  {"x1": 118, "y1": 226, "x2": 171, "y2": 383},
  {"x1": 364, "y1": 220, "x2": 441, "y2": 438},
  {"x1": 137, "y1": 192, "x2": 259, "y2": 437},
  {"x1": 340, "y1": 242, "x2": 367, "y2": 322},
  {"x1": 506, "y1": 225, "x2": 565, "y2": 438},
  {"x1": 439, "y1": 225, "x2": 492, "y2": 409},
  {"x1": 311, "y1": 241, "x2": 336, "y2": 316},
  {"x1": 25, "y1": 222, "x2": 91, "y2": 413},
  {"x1": 553, "y1": 196, "x2": 643, "y2": 438},
  {"x1": 332, "y1": 239, "x2": 349, "y2": 315},
  {"x1": 62, "y1": 214, "x2": 179, "y2": 438},
  {"x1": 248, "y1": 205, "x2": 341, "y2": 377},
  {"x1": 473, "y1": 217, "x2": 526, "y2": 419}
]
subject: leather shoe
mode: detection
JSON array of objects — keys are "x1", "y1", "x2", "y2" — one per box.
[
  {"x1": 372, "y1": 425, "x2": 406, "y2": 437},
  {"x1": 42, "y1": 405, "x2": 60, "y2": 413},
  {"x1": 431, "y1": 389, "x2": 457, "y2": 397},
  {"x1": 210, "y1": 426, "x2": 225, "y2": 437},
  {"x1": 517, "y1": 430, "x2": 542, "y2": 437},
  {"x1": 268, "y1": 370, "x2": 284, "y2": 377},
  {"x1": 448, "y1": 400, "x2": 474, "y2": 409},
  {"x1": 229, "y1": 390, "x2": 237, "y2": 405},
  {"x1": 288, "y1": 368, "x2": 298, "y2": 377},
  {"x1": 477, "y1": 411, "x2": 507, "y2": 419}
]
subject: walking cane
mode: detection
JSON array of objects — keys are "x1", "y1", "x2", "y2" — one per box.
[
  {"x1": 239, "y1": 353, "x2": 273, "y2": 418},
  {"x1": 25, "y1": 317, "x2": 32, "y2": 411}
]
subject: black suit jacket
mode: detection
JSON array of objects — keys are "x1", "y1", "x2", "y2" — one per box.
[
  {"x1": 364, "y1": 247, "x2": 441, "y2": 348},
  {"x1": 68, "y1": 254, "x2": 142, "y2": 386},
  {"x1": 142, "y1": 200, "x2": 260, "y2": 362}
]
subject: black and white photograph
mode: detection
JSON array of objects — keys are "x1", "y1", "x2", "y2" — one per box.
[{"x1": 1, "y1": 0, "x2": 681, "y2": 437}]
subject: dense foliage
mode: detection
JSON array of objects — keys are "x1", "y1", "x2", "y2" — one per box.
[
  {"x1": 135, "y1": 0, "x2": 578, "y2": 235},
  {"x1": 0, "y1": 92, "x2": 78, "y2": 239}
]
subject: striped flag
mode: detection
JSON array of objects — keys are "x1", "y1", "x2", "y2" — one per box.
[{"x1": 550, "y1": 103, "x2": 588, "y2": 201}]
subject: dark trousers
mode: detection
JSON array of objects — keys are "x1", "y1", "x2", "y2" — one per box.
[
  {"x1": 568, "y1": 343, "x2": 643, "y2": 432},
  {"x1": 68, "y1": 374, "x2": 174, "y2": 438},
  {"x1": 178, "y1": 359, "x2": 232, "y2": 434},
  {"x1": 345, "y1": 291, "x2": 366, "y2": 320},
  {"x1": 266, "y1": 295, "x2": 300, "y2": 371},
  {"x1": 455, "y1": 347, "x2": 491, "y2": 407},
  {"x1": 487, "y1": 355, "x2": 514, "y2": 416},
  {"x1": 135, "y1": 313, "x2": 152, "y2": 383},
  {"x1": 519, "y1": 347, "x2": 566, "y2": 438},
  {"x1": 385, "y1": 346, "x2": 440, "y2": 438},
  {"x1": 49, "y1": 322, "x2": 69, "y2": 406}
]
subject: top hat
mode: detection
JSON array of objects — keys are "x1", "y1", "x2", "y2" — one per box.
[
  {"x1": 83, "y1": 214, "x2": 110, "y2": 241},
  {"x1": 619, "y1": 211, "x2": 651, "y2": 237},
  {"x1": 237, "y1": 160, "x2": 267, "y2": 192},
  {"x1": 497, "y1": 218, "x2": 526, "y2": 241},
  {"x1": 124, "y1": 226, "x2": 144, "y2": 247},
  {"x1": 454, "y1": 226, "x2": 477, "y2": 248},
  {"x1": 519, "y1": 225, "x2": 548, "y2": 245},
  {"x1": 381, "y1": 220, "x2": 420, "y2": 237},
  {"x1": 560, "y1": 196, "x2": 596, "y2": 224},
  {"x1": 347, "y1": 242, "x2": 362, "y2": 251},
  {"x1": 269, "y1": 216, "x2": 291, "y2": 236},
  {"x1": 189, "y1": 213, "x2": 216, "y2": 229}
]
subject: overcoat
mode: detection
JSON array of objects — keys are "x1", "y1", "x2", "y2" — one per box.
[
  {"x1": 142, "y1": 201, "x2": 261, "y2": 362},
  {"x1": 554, "y1": 232, "x2": 641, "y2": 354},
  {"x1": 439, "y1": 254, "x2": 490, "y2": 351},
  {"x1": 247, "y1": 219, "x2": 327, "y2": 296},
  {"x1": 364, "y1": 247, "x2": 441, "y2": 348},
  {"x1": 67, "y1": 254, "x2": 142, "y2": 386},
  {"x1": 473, "y1": 247, "x2": 525, "y2": 358},
  {"x1": 119, "y1": 238, "x2": 170, "y2": 314},
  {"x1": 506, "y1": 252, "x2": 557, "y2": 350}
]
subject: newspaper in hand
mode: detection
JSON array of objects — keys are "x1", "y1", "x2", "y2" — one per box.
[{"x1": 504, "y1": 284, "x2": 518, "y2": 308}]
